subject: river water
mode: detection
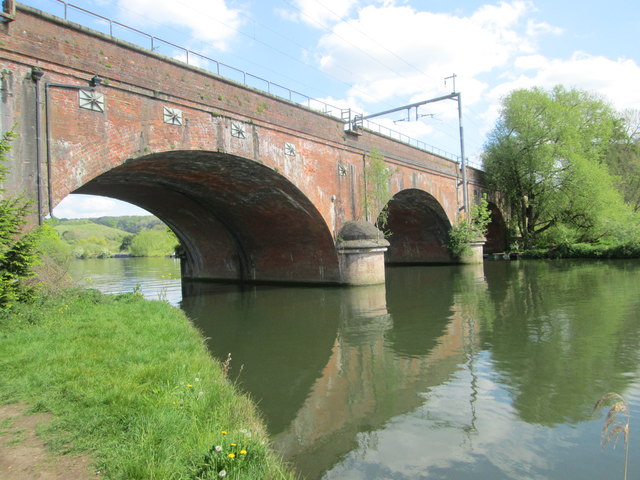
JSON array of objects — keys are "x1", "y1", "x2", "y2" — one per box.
[{"x1": 69, "y1": 257, "x2": 640, "y2": 479}]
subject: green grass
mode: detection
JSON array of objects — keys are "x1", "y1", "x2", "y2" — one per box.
[
  {"x1": 0, "y1": 417, "x2": 14, "y2": 432},
  {"x1": 0, "y1": 289, "x2": 295, "y2": 479}
]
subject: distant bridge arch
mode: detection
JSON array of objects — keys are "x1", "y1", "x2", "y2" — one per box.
[{"x1": 384, "y1": 188, "x2": 452, "y2": 264}]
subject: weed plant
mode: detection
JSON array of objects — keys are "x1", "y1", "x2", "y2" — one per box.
[
  {"x1": 447, "y1": 195, "x2": 492, "y2": 259},
  {"x1": 594, "y1": 393, "x2": 630, "y2": 480},
  {"x1": 0, "y1": 289, "x2": 294, "y2": 479}
]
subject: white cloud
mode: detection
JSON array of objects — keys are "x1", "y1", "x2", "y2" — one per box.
[
  {"x1": 526, "y1": 19, "x2": 563, "y2": 37},
  {"x1": 115, "y1": 0, "x2": 243, "y2": 51},
  {"x1": 472, "y1": 52, "x2": 640, "y2": 157},
  {"x1": 368, "y1": 116, "x2": 435, "y2": 140},
  {"x1": 302, "y1": 0, "x2": 556, "y2": 158},
  {"x1": 489, "y1": 52, "x2": 640, "y2": 111},
  {"x1": 53, "y1": 195, "x2": 150, "y2": 219},
  {"x1": 312, "y1": 94, "x2": 364, "y2": 114},
  {"x1": 281, "y1": 0, "x2": 359, "y2": 29},
  {"x1": 315, "y1": 1, "x2": 540, "y2": 106},
  {"x1": 513, "y1": 54, "x2": 548, "y2": 70}
]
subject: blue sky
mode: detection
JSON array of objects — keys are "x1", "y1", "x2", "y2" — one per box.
[{"x1": 21, "y1": 0, "x2": 640, "y2": 218}]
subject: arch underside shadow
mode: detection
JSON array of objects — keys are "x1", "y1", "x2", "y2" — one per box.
[
  {"x1": 74, "y1": 150, "x2": 341, "y2": 284},
  {"x1": 384, "y1": 188, "x2": 453, "y2": 264}
]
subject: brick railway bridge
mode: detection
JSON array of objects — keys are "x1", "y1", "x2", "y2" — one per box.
[{"x1": 0, "y1": 3, "x2": 506, "y2": 285}]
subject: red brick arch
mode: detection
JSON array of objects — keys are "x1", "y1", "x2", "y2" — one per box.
[
  {"x1": 75, "y1": 150, "x2": 342, "y2": 284},
  {"x1": 384, "y1": 188, "x2": 453, "y2": 264}
]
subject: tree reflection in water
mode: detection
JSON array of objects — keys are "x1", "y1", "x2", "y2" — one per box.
[{"x1": 181, "y1": 260, "x2": 640, "y2": 480}]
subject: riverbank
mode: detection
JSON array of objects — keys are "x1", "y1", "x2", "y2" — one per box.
[
  {"x1": 0, "y1": 289, "x2": 295, "y2": 479},
  {"x1": 520, "y1": 242, "x2": 640, "y2": 259}
]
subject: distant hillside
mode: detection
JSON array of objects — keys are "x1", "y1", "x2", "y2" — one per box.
[
  {"x1": 46, "y1": 215, "x2": 175, "y2": 258},
  {"x1": 50, "y1": 219, "x2": 130, "y2": 258},
  {"x1": 92, "y1": 216, "x2": 165, "y2": 234},
  {"x1": 53, "y1": 221, "x2": 128, "y2": 243},
  {"x1": 49, "y1": 215, "x2": 164, "y2": 233}
]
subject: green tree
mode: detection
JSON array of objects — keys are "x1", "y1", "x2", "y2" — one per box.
[
  {"x1": 129, "y1": 229, "x2": 178, "y2": 257},
  {"x1": 37, "y1": 222, "x2": 72, "y2": 265},
  {"x1": 0, "y1": 130, "x2": 41, "y2": 307},
  {"x1": 75, "y1": 236, "x2": 111, "y2": 259},
  {"x1": 605, "y1": 109, "x2": 640, "y2": 213},
  {"x1": 483, "y1": 85, "x2": 630, "y2": 248},
  {"x1": 119, "y1": 234, "x2": 134, "y2": 252}
]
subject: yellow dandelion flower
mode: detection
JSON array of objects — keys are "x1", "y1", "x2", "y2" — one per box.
[
  {"x1": 240, "y1": 449, "x2": 247, "y2": 455},
  {"x1": 187, "y1": 384, "x2": 193, "y2": 388},
  {"x1": 228, "y1": 453, "x2": 236, "y2": 458},
  {"x1": 230, "y1": 443, "x2": 237, "y2": 447}
]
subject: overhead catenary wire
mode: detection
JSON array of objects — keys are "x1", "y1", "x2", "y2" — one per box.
[
  {"x1": 291, "y1": 0, "x2": 494, "y2": 160},
  {"x1": 108, "y1": 0, "x2": 406, "y2": 109},
  {"x1": 282, "y1": 0, "x2": 485, "y2": 149}
]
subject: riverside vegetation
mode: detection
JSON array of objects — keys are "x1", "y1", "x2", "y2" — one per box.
[
  {"x1": 0, "y1": 131, "x2": 294, "y2": 478},
  {"x1": 594, "y1": 393, "x2": 631, "y2": 480},
  {"x1": 0, "y1": 290, "x2": 295, "y2": 479},
  {"x1": 483, "y1": 85, "x2": 640, "y2": 258},
  {"x1": 44, "y1": 215, "x2": 179, "y2": 259}
]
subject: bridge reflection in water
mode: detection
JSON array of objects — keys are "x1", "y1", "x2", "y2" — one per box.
[
  {"x1": 181, "y1": 264, "x2": 486, "y2": 479},
  {"x1": 69, "y1": 258, "x2": 640, "y2": 479}
]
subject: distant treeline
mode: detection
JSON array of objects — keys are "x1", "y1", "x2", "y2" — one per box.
[
  {"x1": 47, "y1": 215, "x2": 166, "y2": 234},
  {"x1": 42, "y1": 216, "x2": 178, "y2": 259}
]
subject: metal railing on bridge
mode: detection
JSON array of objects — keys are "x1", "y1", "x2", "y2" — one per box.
[{"x1": 24, "y1": 0, "x2": 484, "y2": 169}]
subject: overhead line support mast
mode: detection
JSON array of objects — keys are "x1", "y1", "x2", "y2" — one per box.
[{"x1": 361, "y1": 75, "x2": 469, "y2": 214}]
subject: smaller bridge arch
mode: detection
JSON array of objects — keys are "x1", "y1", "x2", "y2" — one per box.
[
  {"x1": 383, "y1": 188, "x2": 453, "y2": 264},
  {"x1": 74, "y1": 150, "x2": 342, "y2": 284}
]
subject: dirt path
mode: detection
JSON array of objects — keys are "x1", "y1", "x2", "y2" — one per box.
[{"x1": 0, "y1": 404, "x2": 100, "y2": 480}]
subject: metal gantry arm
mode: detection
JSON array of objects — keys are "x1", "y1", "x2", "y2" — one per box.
[
  {"x1": 362, "y1": 92, "x2": 458, "y2": 120},
  {"x1": 362, "y1": 90, "x2": 468, "y2": 214}
]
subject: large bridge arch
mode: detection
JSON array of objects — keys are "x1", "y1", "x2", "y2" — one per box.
[
  {"x1": 384, "y1": 188, "x2": 453, "y2": 264},
  {"x1": 73, "y1": 150, "x2": 342, "y2": 284}
]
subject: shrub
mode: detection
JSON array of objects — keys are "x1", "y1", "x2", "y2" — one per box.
[
  {"x1": 130, "y1": 229, "x2": 178, "y2": 257},
  {"x1": 0, "y1": 129, "x2": 41, "y2": 307},
  {"x1": 447, "y1": 195, "x2": 491, "y2": 258}
]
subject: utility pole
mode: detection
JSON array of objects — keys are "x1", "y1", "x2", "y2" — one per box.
[
  {"x1": 361, "y1": 75, "x2": 469, "y2": 213},
  {"x1": 445, "y1": 74, "x2": 468, "y2": 215}
]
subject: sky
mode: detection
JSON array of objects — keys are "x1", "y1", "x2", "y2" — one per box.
[{"x1": 21, "y1": 0, "x2": 640, "y2": 218}]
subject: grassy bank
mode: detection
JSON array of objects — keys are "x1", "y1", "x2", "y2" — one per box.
[
  {"x1": 0, "y1": 289, "x2": 295, "y2": 479},
  {"x1": 520, "y1": 242, "x2": 640, "y2": 259}
]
